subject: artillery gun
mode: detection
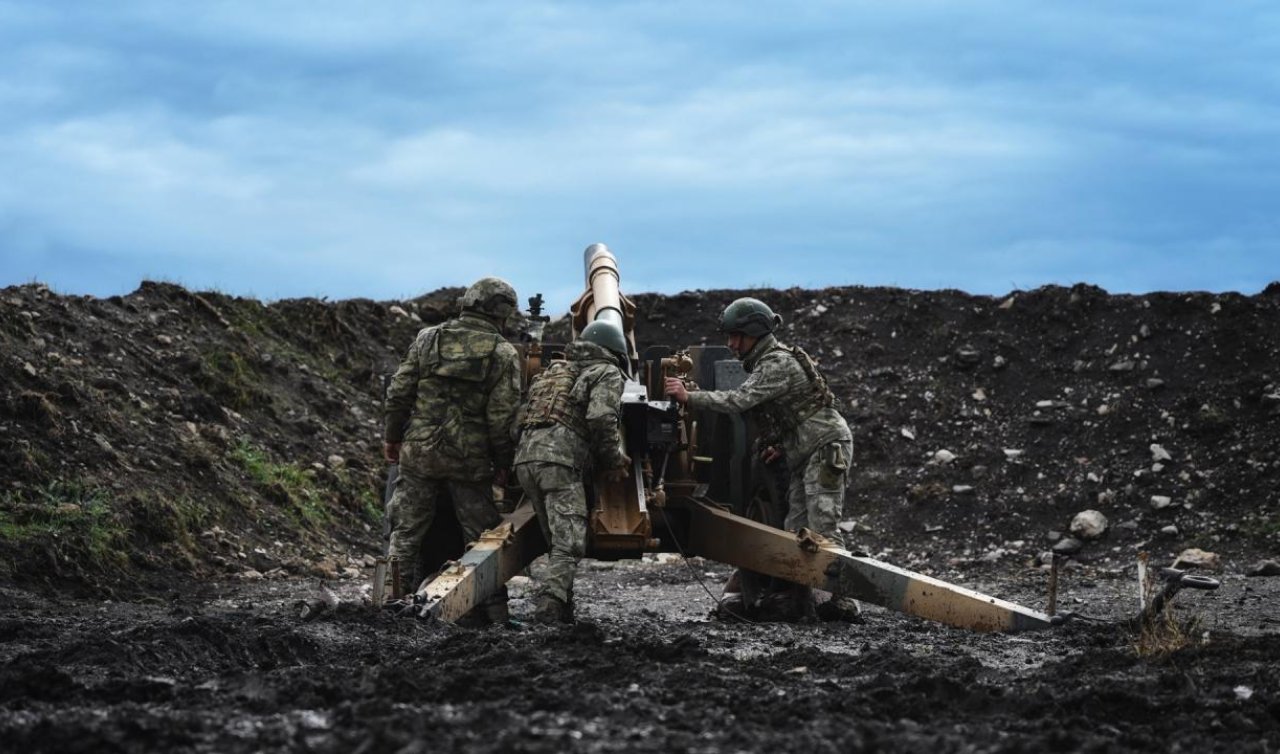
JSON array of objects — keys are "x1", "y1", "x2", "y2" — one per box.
[{"x1": 373, "y1": 244, "x2": 1055, "y2": 633}]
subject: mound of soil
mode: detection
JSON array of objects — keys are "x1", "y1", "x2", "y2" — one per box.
[
  {"x1": 631, "y1": 284, "x2": 1280, "y2": 577},
  {"x1": 3, "y1": 279, "x2": 1279, "y2": 591},
  {"x1": 0, "y1": 281, "x2": 461, "y2": 592}
]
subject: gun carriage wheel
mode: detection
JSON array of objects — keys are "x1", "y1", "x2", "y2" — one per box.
[{"x1": 721, "y1": 460, "x2": 789, "y2": 618}]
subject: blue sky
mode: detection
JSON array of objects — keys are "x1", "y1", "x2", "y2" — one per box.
[{"x1": 1, "y1": 1, "x2": 1277, "y2": 314}]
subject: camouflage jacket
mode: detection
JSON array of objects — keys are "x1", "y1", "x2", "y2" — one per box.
[
  {"x1": 514, "y1": 340, "x2": 628, "y2": 473},
  {"x1": 384, "y1": 313, "x2": 522, "y2": 481},
  {"x1": 687, "y1": 334, "x2": 851, "y2": 470}
]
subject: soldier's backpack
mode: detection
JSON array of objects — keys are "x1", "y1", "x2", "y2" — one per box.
[{"x1": 520, "y1": 360, "x2": 588, "y2": 437}]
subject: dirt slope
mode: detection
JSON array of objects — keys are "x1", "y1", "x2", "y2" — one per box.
[
  {"x1": 0, "y1": 281, "x2": 459, "y2": 592},
  {"x1": 632, "y1": 284, "x2": 1280, "y2": 575},
  {"x1": 3, "y1": 280, "x2": 1279, "y2": 593}
]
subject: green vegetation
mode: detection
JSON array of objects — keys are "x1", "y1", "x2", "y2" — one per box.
[
  {"x1": 360, "y1": 487, "x2": 384, "y2": 526},
  {"x1": 229, "y1": 440, "x2": 331, "y2": 527},
  {"x1": 220, "y1": 301, "x2": 347, "y2": 382},
  {"x1": 0, "y1": 480, "x2": 129, "y2": 574},
  {"x1": 128, "y1": 491, "x2": 215, "y2": 550},
  {"x1": 9, "y1": 440, "x2": 51, "y2": 478},
  {"x1": 223, "y1": 299, "x2": 268, "y2": 338},
  {"x1": 198, "y1": 348, "x2": 259, "y2": 409}
]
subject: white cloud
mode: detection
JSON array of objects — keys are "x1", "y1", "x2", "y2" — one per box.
[{"x1": 35, "y1": 117, "x2": 270, "y2": 199}]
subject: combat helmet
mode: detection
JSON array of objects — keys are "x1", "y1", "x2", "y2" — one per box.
[
  {"x1": 460, "y1": 277, "x2": 518, "y2": 321},
  {"x1": 718, "y1": 297, "x2": 782, "y2": 338},
  {"x1": 579, "y1": 321, "x2": 629, "y2": 358}
]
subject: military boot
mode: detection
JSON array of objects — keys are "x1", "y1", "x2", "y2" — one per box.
[
  {"x1": 817, "y1": 596, "x2": 863, "y2": 623},
  {"x1": 482, "y1": 587, "x2": 511, "y2": 625},
  {"x1": 532, "y1": 594, "x2": 572, "y2": 624},
  {"x1": 790, "y1": 584, "x2": 818, "y2": 623}
]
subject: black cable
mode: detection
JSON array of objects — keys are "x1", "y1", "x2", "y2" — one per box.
[{"x1": 652, "y1": 449, "x2": 762, "y2": 625}]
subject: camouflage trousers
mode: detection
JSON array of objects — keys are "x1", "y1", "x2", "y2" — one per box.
[
  {"x1": 386, "y1": 455, "x2": 500, "y2": 591},
  {"x1": 784, "y1": 438, "x2": 852, "y2": 549},
  {"x1": 516, "y1": 461, "x2": 586, "y2": 604}
]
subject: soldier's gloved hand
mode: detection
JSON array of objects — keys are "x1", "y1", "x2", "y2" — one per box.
[
  {"x1": 760, "y1": 445, "x2": 783, "y2": 464},
  {"x1": 384, "y1": 442, "x2": 402, "y2": 464}
]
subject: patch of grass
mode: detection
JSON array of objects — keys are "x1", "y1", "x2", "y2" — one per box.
[
  {"x1": 229, "y1": 440, "x2": 331, "y2": 527},
  {"x1": 223, "y1": 300, "x2": 268, "y2": 338},
  {"x1": 1132, "y1": 607, "x2": 1207, "y2": 658},
  {"x1": 1, "y1": 440, "x2": 51, "y2": 480},
  {"x1": 0, "y1": 480, "x2": 129, "y2": 574},
  {"x1": 128, "y1": 492, "x2": 215, "y2": 549},
  {"x1": 197, "y1": 348, "x2": 260, "y2": 409},
  {"x1": 1131, "y1": 571, "x2": 1209, "y2": 658},
  {"x1": 360, "y1": 487, "x2": 385, "y2": 526}
]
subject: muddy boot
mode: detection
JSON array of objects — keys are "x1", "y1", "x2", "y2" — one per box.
[
  {"x1": 791, "y1": 584, "x2": 818, "y2": 623},
  {"x1": 817, "y1": 596, "x2": 863, "y2": 623},
  {"x1": 532, "y1": 594, "x2": 572, "y2": 625},
  {"x1": 754, "y1": 583, "x2": 800, "y2": 622},
  {"x1": 482, "y1": 587, "x2": 510, "y2": 625}
]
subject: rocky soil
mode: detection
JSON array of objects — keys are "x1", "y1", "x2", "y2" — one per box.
[
  {"x1": 2, "y1": 277, "x2": 1279, "y2": 752},
  {"x1": 633, "y1": 283, "x2": 1280, "y2": 578},
  {"x1": 0, "y1": 281, "x2": 464, "y2": 592},
  {"x1": 0, "y1": 558, "x2": 1276, "y2": 753}
]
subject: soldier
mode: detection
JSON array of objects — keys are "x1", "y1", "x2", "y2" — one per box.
[
  {"x1": 514, "y1": 321, "x2": 631, "y2": 624},
  {"x1": 383, "y1": 277, "x2": 522, "y2": 622},
  {"x1": 663, "y1": 297, "x2": 859, "y2": 621}
]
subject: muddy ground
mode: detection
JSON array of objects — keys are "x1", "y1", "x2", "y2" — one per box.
[
  {"x1": 3, "y1": 278, "x2": 1280, "y2": 751},
  {"x1": 1, "y1": 557, "x2": 1277, "y2": 753}
]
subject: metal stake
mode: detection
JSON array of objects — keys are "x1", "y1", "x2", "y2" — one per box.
[{"x1": 1046, "y1": 553, "x2": 1061, "y2": 617}]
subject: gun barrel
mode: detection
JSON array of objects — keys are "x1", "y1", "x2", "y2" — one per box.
[{"x1": 582, "y1": 243, "x2": 625, "y2": 332}]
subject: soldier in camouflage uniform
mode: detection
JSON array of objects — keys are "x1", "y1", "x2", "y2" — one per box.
[
  {"x1": 514, "y1": 321, "x2": 631, "y2": 624},
  {"x1": 664, "y1": 297, "x2": 859, "y2": 621},
  {"x1": 383, "y1": 277, "x2": 523, "y2": 621}
]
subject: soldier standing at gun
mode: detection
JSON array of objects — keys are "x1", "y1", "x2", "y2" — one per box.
[
  {"x1": 514, "y1": 322, "x2": 631, "y2": 624},
  {"x1": 383, "y1": 277, "x2": 522, "y2": 623},
  {"x1": 664, "y1": 297, "x2": 860, "y2": 621}
]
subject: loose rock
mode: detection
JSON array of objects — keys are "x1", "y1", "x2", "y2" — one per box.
[
  {"x1": 1069, "y1": 510, "x2": 1108, "y2": 540},
  {"x1": 1174, "y1": 548, "x2": 1220, "y2": 569},
  {"x1": 1246, "y1": 560, "x2": 1280, "y2": 577}
]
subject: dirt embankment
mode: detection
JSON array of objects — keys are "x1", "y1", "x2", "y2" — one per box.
[
  {"x1": 2, "y1": 278, "x2": 1280, "y2": 754},
  {"x1": 0, "y1": 281, "x2": 460, "y2": 593},
  {"x1": 632, "y1": 283, "x2": 1280, "y2": 577},
  {"x1": 2, "y1": 280, "x2": 1279, "y2": 594}
]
